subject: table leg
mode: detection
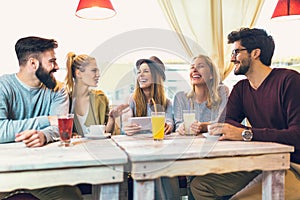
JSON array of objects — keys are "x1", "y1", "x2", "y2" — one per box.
[
  {"x1": 133, "y1": 180, "x2": 154, "y2": 200},
  {"x1": 262, "y1": 170, "x2": 285, "y2": 200},
  {"x1": 92, "y1": 184, "x2": 119, "y2": 200}
]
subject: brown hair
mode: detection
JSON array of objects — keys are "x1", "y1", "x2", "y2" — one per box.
[{"x1": 133, "y1": 57, "x2": 167, "y2": 117}]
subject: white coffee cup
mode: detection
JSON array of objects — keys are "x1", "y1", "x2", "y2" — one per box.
[
  {"x1": 89, "y1": 125, "x2": 105, "y2": 135},
  {"x1": 206, "y1": 122, "x2": 222, "y2": 141}
]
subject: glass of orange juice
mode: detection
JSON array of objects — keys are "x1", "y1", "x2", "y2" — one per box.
[{"x1": 151, "y1": 112, "x2": 165, "y2": 141}]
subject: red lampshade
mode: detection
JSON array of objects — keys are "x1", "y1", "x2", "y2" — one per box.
[
  {"x1": 271, "y1": 0, "x2": 300, "y2": 20},
  {"x1": 75, "y1": 0, "x2": 116, "y2": 20}
]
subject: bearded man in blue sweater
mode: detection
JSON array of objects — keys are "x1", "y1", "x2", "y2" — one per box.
[{"x1": 0, "y1": 36, "x2": 82, "y2": 199}]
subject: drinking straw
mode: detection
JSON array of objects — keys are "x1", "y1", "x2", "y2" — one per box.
[
  {"x1": 151, "y1": 98, "x2": 157, "y2": 113},
  {"x1": 189, "y1": 97, "x2": 193, "y2": 110}
]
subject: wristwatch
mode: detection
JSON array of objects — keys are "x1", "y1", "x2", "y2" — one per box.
[{"x1": 242, "y1": 129, "x2": 253, "y2": 141}]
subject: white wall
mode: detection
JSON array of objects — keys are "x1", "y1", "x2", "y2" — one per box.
[
  {"x1": 0, "y1": 0, "x2": 182, "y2": 81},
  {"x1": 2, "y1": 0, "x2": 300, "y2": 95}
]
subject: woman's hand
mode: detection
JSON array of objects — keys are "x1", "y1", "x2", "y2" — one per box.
[
  {"x1": 191, "y1": 121, "x2": 209, "y2": 134},
  {"x1": 176, "y1": 123, "x2": 185, "y2": 135},
  {"x1": 164, "y1": 123, "x2": 172, "y2": 135},
  {"x1": 123, "y1": 123, "x2": 142, "y2": 136},
  {"x1": 109, "y1": 104, "x2": 130, "y2": 119}
]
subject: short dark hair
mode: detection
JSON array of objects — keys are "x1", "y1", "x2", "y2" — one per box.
[
  {"x1": 15, "y1": 36, "x2": 58, "y2": 66},
  {"x1": 227, "y1": 28, "x2": 275, "y2": 66}
]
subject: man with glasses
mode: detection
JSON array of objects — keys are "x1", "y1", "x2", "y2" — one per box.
[
  {"x1": 190, "y1": 28, "x2": 300, "y2": 199},
  {"x1": 0, "y1": 36, "x2": 82, "y2": 199}
]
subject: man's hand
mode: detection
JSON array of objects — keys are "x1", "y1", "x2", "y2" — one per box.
[
  {"x1": 15, "y1": 130, "x2": 46, "y2": 147},
  {"x1": 209, "y1": 123, "x2": 244, "y2": 141},
  {"x1": 48, "y1": 116, "x2": 58, "y2": 126}
]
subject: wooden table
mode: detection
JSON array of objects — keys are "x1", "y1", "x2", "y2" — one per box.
[
  {"x1": 0, "y1": 138, "x2": 128, "y2": 200},
  {"x1": 112, "y1": 134, "x2": 294, "y2": 200}
]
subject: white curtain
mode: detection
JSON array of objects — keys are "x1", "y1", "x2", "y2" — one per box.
[{"x1": 158, "y1": 0, "x2": 265, "y2": 80}]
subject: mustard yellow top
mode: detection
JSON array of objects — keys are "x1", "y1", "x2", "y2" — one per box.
[{"x1": 71, "y1": 89, "x2": 109, "y2": 136}]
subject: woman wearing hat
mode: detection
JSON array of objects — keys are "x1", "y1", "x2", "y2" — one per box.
[
  {"x1": 123, "y1": 56, "x2": 179, "y2": 200},
  {"x1": 123, "y1": 56, "x2": 174, "y2": 135}
]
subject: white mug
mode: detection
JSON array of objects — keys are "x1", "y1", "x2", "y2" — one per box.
[{"x1": 89, "y1": 125, "x2": 105, "y2": 135}]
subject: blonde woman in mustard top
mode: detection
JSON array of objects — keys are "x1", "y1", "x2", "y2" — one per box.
[{"x1": 64, "y1": 52, "x2": 127, "y2": 136}]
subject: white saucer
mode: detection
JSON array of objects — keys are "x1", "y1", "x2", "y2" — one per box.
[
  {"x1": 202, "y1": 132, "x2": 221, "y2": 140},
  {"x1": 85, "y1": 133, "x2": 111, "y2": 139}
]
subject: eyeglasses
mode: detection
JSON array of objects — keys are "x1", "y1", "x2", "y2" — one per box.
[{"x1": 231, "y1": 48, "x2": 247, "y2": 57}]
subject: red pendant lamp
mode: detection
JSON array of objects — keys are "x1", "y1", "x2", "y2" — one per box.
[
  {"x1": 271, "y1": 0, "x2": 300, "y2": 20},
  {"x1": 75, "y1": 0, "x2": 116, "y2": 20}
]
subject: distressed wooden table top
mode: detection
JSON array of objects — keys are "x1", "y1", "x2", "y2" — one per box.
[
  {"x1": 0, "y1": 138, "x2": 128, "y2": 172},
  {"x1": 112, "y1": 133, "x2": 294, "y2": 162}
]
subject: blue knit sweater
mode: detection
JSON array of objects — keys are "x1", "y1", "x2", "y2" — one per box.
[{"x1": 0, "y1": 74, "x2": 69, "y2": 143}]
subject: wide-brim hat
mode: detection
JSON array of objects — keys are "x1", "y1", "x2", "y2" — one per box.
[{"x1": 136, "y1": 56, "x2": 166, "y2": 81}]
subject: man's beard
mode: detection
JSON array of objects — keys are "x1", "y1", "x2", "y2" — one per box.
[
  {"x1": 35, "y1": 64, "x2": 57, "y2": 89},
  {"x1": 234, "y1": 58, "x2": 251, "y2": 75}
]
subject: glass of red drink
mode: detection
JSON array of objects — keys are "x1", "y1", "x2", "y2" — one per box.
[{"x1": 58, "y1": 114, "x2": 74, "y2": 147}]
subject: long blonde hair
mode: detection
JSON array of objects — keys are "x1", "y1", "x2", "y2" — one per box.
[
  {"x1": 133, "y1": 60, "x2": 167, "y2": 117},
  {"x1": 187, "y1": 54, "x2": 222, "y2": 109},
  {"x1": 64, "y1": 52, "x2": 95, "y2": 97}
]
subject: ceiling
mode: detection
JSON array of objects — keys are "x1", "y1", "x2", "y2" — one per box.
[
  {"x1": 0, "y1": 0, "x2": 180, "y2": 77},
  {"x1": 1, "y1": 0, "x2": 300, "y2": 82}
]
